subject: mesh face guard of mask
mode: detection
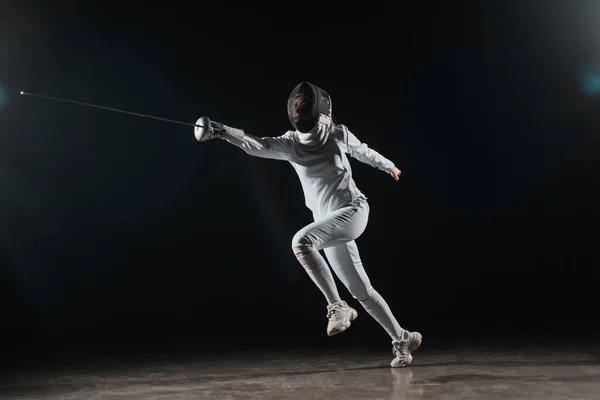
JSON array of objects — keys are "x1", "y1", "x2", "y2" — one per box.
[{"x1": 287, "y1": 81, "x2": 332, "y2": 134}]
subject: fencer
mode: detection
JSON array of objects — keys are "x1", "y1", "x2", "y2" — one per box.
[{"x1": 197, "y1": 82, "x2": 422, "y2": 368}]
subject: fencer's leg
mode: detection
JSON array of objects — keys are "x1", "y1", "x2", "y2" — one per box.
[
  {"x1": 292, "y1": 227, "x2": 343, "y2": 305},
  {"x1": 292, "y1": 230, "x2": 357, "y2": 336},
  {"x1": 324, "y1": 242, "x2": 422, "y2": 367},
  {"x1": 324, "y1": 242, "x2": 404, "y2": 339},
  {"x1": 294, "y1": 250, "x2": 342, "y2": 305}
]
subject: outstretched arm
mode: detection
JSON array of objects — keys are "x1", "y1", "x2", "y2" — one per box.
[
  {"x1": 344, "y1": 126, "x2": 402, "y2": 180},
  {"x1": 219, "y1": 124, "x2": 294, "y2": 161}
]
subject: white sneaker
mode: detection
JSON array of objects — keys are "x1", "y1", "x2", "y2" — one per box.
[
  {"x1": 326, "y1": 301, "x2": 358, "y2": 336},
  {"x1": 391, "y1": 331, "x2": 423, "y2": 368}
]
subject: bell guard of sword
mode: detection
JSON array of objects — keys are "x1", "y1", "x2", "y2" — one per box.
[{"x1": 194, "y1": 116, "x2": 245, "y2": 142}]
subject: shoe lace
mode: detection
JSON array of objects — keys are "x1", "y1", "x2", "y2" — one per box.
[
  {"x1": 393, "y1": 340, "x2": 409, "y2": 358},
  {"x1": 326, "y1": 304, "x2": 342, "y2": 319}
]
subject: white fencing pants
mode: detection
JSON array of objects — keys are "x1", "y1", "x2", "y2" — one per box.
[
  {"x1": 292, "y1": 200, "x2": 372, "y2": 300},
  {"x1": 291, "y1": 199, "x2": 405, "y2": 340}
]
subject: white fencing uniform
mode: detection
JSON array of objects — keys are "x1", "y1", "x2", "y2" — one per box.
[{"x1": 221, "y1": 124, "x2": 405, "y2": 340}]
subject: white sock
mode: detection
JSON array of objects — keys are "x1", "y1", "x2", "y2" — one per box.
[
  {"x1": 296, "y1": 251, "x2": 342, "y2": 305},
  {"x1": 360, "y1": 289, "x2": 404, "y2": 341}
]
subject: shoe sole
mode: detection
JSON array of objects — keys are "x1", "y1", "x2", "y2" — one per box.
[{"x1": 327, "y1": 308, "x2": 358, "y2": 336}]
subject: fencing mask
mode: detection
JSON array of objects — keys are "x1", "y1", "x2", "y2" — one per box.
[{"x1": 287, "y1": 82, "x2": 333, "y2": 151}]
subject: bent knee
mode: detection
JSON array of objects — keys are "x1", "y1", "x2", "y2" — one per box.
[{"x1": 291, "y1": 232, "x2": 316, "y2": 255}]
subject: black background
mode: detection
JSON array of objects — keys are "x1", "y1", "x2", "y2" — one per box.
[{"x1": 0, "y1": 0, "x2": 598, "y2": 363}]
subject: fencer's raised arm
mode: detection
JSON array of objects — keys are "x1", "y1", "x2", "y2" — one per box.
[
  {"x1": 342, "y1": 125, "x2": 396, "y2": 174},
  {"x1": 218, "y1": 123, "x2": 293, "y2": 161}
]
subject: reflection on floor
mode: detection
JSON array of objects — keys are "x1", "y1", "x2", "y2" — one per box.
[{"x1": 0, "y1": 345, "x2": 599, "y2": 399}]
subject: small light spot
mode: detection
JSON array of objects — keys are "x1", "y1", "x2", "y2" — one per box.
[{"x1": 582, "y1": 73, "x2": 600, "y2": 96}]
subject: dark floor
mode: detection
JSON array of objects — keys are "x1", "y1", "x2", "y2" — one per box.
[{"x1": 0, "y1": 343, "x2": 599, "y2": 399}]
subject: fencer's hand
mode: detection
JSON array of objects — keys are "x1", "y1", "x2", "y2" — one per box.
[
  {"x1": 391, "y1": 167, "x2": 402, "y2": 181},
  {"x1": 210, "y1": 121, "x2": 225, "y2": 136}
]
